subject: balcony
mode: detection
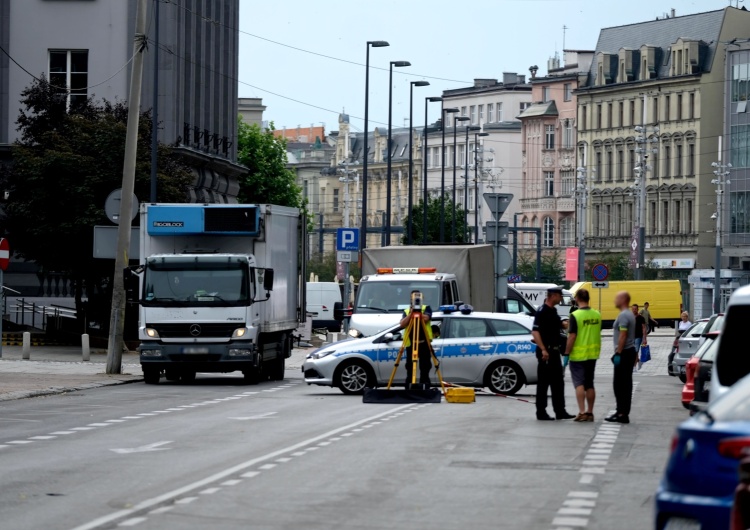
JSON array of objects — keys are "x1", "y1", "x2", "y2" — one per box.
[
  {"x1": 587, "y1": 233, "x2": 698, "y2": 250},
  {"x1": 520, "y1": 197, "x2": 575, "y2": 213}
]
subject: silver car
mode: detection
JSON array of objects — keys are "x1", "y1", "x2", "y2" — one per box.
[
  {"x1": 673, "y1": 319, "x2": 709, "y2": 381},
  {"x1": 302, "y1": 311, "x2": 538, "y2": 395}
]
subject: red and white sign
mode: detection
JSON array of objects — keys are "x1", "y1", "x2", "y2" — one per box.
[
  {"x1": 565, "y1": 248, "x2": 579, "y2": 282},
  {"x1": 0, "y1": 238, "x2": 9, "y2": 271}
]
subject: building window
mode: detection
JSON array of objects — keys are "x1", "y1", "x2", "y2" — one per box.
[
  {"x1": 496, "y1": 102, "x2": 503, "y2": 122},
  {"x1": 653, "y1": 97, "x2": 659, "y2": 123},
  {"x1": 581, "y1": 105, "x2": 587, "y2": 131},
  {"x1": 543, "y1": 217, "x2": 554, "y2": 248},
  {"x1": 562, "y1": 119, "x2": 573, "y2": 149},
  {"x1": 597, "y1": 104, "x2": 602, "y2": 129},
  {"x1": 468, "y1": 188, "x2": 475, "y2": 210},
  {"x1": 651, "y1": 148, "x2": 659, "y2": 179},
  {"x1": 543, "y1": 86, "x2": 551, "y2": 102},
  {"x1": 461, "y1": 106, "x2": 467, "y2": 117},
  {"x1": 545, "y1": 125, "x2": 555, "y2": 150},
  {"x1": 544, "y1": 171, "x2": 555, "y2": 197},
  {"x1": 615, "y1": 204, "x2": 623, "y2": 236},
  {"x1": 731, "y1": 124, "x2": 750, "y2": 168},
  {"x1": 616, "y1": 147, "x2": 624, "y2": 181},
  {"x1": 606, "y1": 149, "x2": 613, "y2": 182},
  {"x1": 595, "y1": 150, "x2": 602, "y2": 182},
  {"x1": 458, "y1": 144, "x2": 466, "y2": 167},
  {"x1": 630, "y1": 99, "x2": 636, "y2": 126},
  {"x1": 303, "y1": 180, "x2": 309, "y2": 199},
  {"x1": 650, "y1": 201, "x2": 657, "y2": 234},
  {"x1": 618, "y1": 101, "x2": 624, "y2": 128},
  {"x1": 674, "y1": 200, "x2": 682, "y2": 233},
  {"x1": 478, "y1": 104, "x2": 484, "y2": 123},
  {"x1": 487, "y1": 103, "x2": 494, "y2": 123},
  {"x1": 627, "y1": 203, "x2": 634, "y2": 230},
  {"x1": 663, "y1": 144, "x2": 671, "y2": 177},
  {"x1": 470, "y1": 106, "x2": 477, "y2": 124},
  {"x1": 561, "y1": 171, "x2": 574, "y2": 196},
  {"x1": 677, "y1": 94, "x2": 683, "y2": 120},
  {"x1": 687, "y1": 142, "x2": 695, "y2": 175},
  {"x1": 520, "y1": 102, "x2": 531, "y2": 113},
  {"x1": 730, "y1": 191, "x2": 750, "y2": 234},
  {"x1": 604, "y1": 205, "x2": 612, "y2": 236},
  {"x1": 560, "y1": 216, "x2": 575, "y2": 246},
  {"x1": 607, "y1": 103, "x2": 613, "y2": 128},
  {"x1": 689, "y1": 92, "x2": 696, "y2": 119},
  {"x1": 675, "y1": 143, "x2": 683, "y2": 176},
  {"x1": 593, "y1": 205, "x2": 601, "y2": 236},
  {"x1": 432, "y1": 147, "x2": 441, "y2": 168},
  {"x1": 49, "y1": 50, "x2": 89, "y2": 107},
  {"x1": 665, "y1": 95, "x2": 670, "y2": 121},
  {"x1": 628, "y1": 146, "x2": 636, "y2": 180},
  {"x1": 662, "y1": 200, "x2": 669, "y2": 233},
  {"x1": 732, "y1": 59, "x2": 750, "y2": 102},
  {"x1": 686, "y1": 200, "x2": 693, "y2": 233},
  {"x1": 564, "y1": 83, "x2": 572, "y2": 102},
  {"x1": 333, "y1": 189, "x2": 340, "y2": 212}
]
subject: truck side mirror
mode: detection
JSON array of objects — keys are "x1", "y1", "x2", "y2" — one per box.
[{"x1": 263, "y1": 268, "x2": 275, "y2": 292}]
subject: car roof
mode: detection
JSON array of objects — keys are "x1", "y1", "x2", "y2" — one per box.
[
  {"x1": 728, "y1": 284, "x2": 750, "y2": 305},
  {"x1": 432, "y1": 311, "x2": 531, "y2": 322}
]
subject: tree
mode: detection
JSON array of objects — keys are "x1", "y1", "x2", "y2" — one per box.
[
  {"x1": 401, "y1": 196, "x2": 468, "y2": 245},
  {"x1": 584, "y1": 252, "x2": 633, "y2": 281},
  {"x1": 237, "y1": 120, "x2": 305, "y2": 208},
  {"x1": 516, "y1": 250, "x2": 565, "y2": 283},
  {"x1": 307, "y1": 252, "x2": 361, "y2": 283},
  {"x1": 0, "y1": 78, "x2": 192, "y2": 327}
]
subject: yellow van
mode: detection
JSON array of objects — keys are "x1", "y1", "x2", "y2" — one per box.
[{"x1": 569, "y1": 280, "x2": 682, "y2": 328}]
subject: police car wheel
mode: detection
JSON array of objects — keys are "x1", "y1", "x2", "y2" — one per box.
[
  {"x1": 486, "y1": 361, "x2": 524, "y2": 395},
  {"x1": 336, "y1": 361, "x2": 374, "y2": 395}
]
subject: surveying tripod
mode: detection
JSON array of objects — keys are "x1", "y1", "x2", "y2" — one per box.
[{"x1": 385, "y1": 311, "x2": 447, "y2": 394}]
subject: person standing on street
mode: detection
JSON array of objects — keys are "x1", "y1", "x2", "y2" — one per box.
[
  {"x1": 565, "y1": 289, "x2": 602, "y2": 422},
  {"x1": 632, "y1": 304, "x2": 648, "y2": 371},
  {"x1": 399, "y1": 291, "x2": 433, "y2": 390},
  {"x1": 606, "y1": 291, "x2": 637, "y2": 424},
  {"x1": 532, "y1": 286, "x2": 575, "y2": 421},
  {"x1": 640, "y1": 302, "x2": 657, "y2": 334}
]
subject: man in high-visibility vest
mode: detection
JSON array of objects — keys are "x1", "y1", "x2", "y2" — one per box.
[
  {"x1": 565, "y1": 288, "x2": 602, "y2": 422},
  {"x1": 399, "y1": 290, "x2": 433, "y2": 390}
]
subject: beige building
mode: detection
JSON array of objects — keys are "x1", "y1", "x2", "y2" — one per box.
[
  {"x1": 238, "y1": 98, "x2": 266, "y2": 127},
  {"x1": 576, "y1": 7, "x2": 750, "y2": 276}
]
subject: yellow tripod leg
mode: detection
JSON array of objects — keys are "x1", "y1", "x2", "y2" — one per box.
[
  {"x1": 386, "y1": 316, "x2": 413, "y2": 390},
  {"x1": 411, "y1": 313, "x2": 420, "y2": 386},
  {"x1": 421, "y1": 317, "x2": 448, "y2": 397}
]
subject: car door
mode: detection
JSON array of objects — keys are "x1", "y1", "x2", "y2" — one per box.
[
  {"x1": 438, "y1": 317, "x2": 498, "y2": 384},
  {"x1": 487, "y1": 317, "x2": 538, "y2": 380},
  {"x1": 679, "y1": 321, "x2": 707, "y2": 357}
]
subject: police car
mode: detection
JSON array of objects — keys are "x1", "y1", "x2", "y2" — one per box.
[{"x1": 302, "y1": 309, "x2": 537, "y2": 395}]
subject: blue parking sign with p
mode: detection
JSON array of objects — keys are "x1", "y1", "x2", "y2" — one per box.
[{"x1": 336, "y1": 228, "x2": 360, "y2": 251}]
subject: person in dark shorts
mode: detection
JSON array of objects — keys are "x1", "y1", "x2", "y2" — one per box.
[
  {"x1": 565, "y1": 289, "x2": 602, "y2": 422},
  {"x1": 606, "y1": 291, "x2": 637, "y2": 424}
]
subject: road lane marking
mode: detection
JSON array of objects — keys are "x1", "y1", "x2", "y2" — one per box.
[
  {"x1": 148, "y1": 507, "x2": 173, "y2": 515},
  {"x1": 275, "y1": 458, "x2": 292, "y2": 463},
  {"x1": 259, "y1": 464, "x2": 277, "y2": 470},
  {"x1": 568, "y1": 492, "x2": 598, "y2": 498},
  {"x1": 579, "y1": 475, "x2": 593, "y2": 484},
  {"x1": 552, "y1": 517, "x2": 588, "y2": 527},
  {"x1": 70, "y1": 404, "x2": 414, "y2": 530},
  {"x1": 221, "y1": 480, "x2": 242, "y2": 486},
  {"x1": 6, "y1": 440, "x2": 32, "y2": 445},
  {"x1": 175, "y1": 497, "x2": 197, "y2": 505},
  {"x1": 110, "y1": 441, "x2": 173, "y2": 455},
  {"x1": 29, "y1": 436, "x2": 56, "y2": 440},
  {"x1": 558, "y1": 508, "x2": 593, "y2": 516},
  {"x1": 200, "y1": 488, "x2": 221, "y2": 495},
  {"x1": 117, "y1": 518, "x2": 147, "y2": 527},
  {"x1": 240, "y1": 472, "x2": 260, "y2": 479}
]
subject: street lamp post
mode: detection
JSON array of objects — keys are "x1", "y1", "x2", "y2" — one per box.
[
  {"x1": 361, "y1": 40, "x2": 389, "y2": 252},
  {"x1": 385, "y1": 60, "x2": 411, "y2": 246},
  {"x1": 463, "y1": 124, "x2": 480, "y2": 242},
  {"x1": 440, "y1": 107, "x2": 459, "y2": 243},
  {"x1": 407, "y1": 80, "x2": 429, "y2": 245},
  {"x1": 473, "y1": 131, "x2": 489, "y2": 243},
  {"x1": 423, "y1": 96, "x2": 442, "y2": 244},
  {"x1": 452, "y1": 116, "x2": 470, "y2": 242}
]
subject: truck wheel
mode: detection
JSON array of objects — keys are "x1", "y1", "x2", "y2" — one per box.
[
  {"x1": 335, "y1": 361, "x2": 374, "y2": 395},
  {"x1": 269, "y1": 335, "x2": 289, "y2": 381},
  {"x1": 180, "y1": 371, "x2": 196, "y2": 383},
  {"x1": 243, "y1": 369, "x2": 261, "y2": 385},
  {"x1": 165, "y1": 370, "x2": 180, "y2": 382},
  {"x1": 143, "y1": 368, "x2": 160, "y2": 385},
  {"x1": 485, "y1": 361, "x2": 524, "y2": 395}
]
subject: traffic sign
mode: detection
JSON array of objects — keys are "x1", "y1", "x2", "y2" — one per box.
[
  {"x1": 0, "y1": 238, "x2": 9, "y2": 271},
  {"x1": 483, "y1": 193, "x2": 514, "y2": 220},
  {"x1": 592, "y1": 263, "x2": 609, "y2": 281},
  {"x1": 337, "y1": 251, "x2": 356, "y2": 263},
  {"x1": 496, "y1": 246, "x2": 512, "y2": 275},
  {"x1": 592, "y1": 281, "x2": 609, "y2": 289},
  {"x1": 336, "y1": 228, "x2": 360, "y2": 252},
  {"x1": 485, "y1": 221, "x2": 509, "y2": 244},
  {"x1": 508, "y1": 274, "x2": 522, "y2": 283}
]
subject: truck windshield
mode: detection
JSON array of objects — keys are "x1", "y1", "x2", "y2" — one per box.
[
  {"x1": 143, "y1": 261, "x2": 251, "y2": 307},
  {"x1": 355, "y1": 281, "x2": 441, "y2": 313}
]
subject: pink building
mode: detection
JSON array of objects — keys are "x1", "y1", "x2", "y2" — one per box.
[{"x1": 518, "y1": 51, "x2": 594, "y2": 250}]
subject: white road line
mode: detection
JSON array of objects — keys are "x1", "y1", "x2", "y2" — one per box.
[
  {"x1": 578, "y1": 467, "x2": 606, "y2": 474},
  {"x1": 240, "y1": 471, "x2": 260, "y2": 479},
  {"x1": 568, "y1": 492, "x2": 599, "y2": 498},
  {"x1": 28, "y1": 436, "x2": 56, "y2": 440},
  {"x1": 105, "y1": 420, "x2": 127, "y2": 423},
  {"x1": 341, "y1": 433, "x2": 354, "y2": 437},
  {"x1": 199, "y1": 488, "x2": 221, "y2": 495},
  {"x1": 121, "y1": 417, "x2": 142, "y2": 420},
  {"x1": 552, "y1": 517, "x2": 588, "y2": 527},
  {"x1": 87, "y1": 423, "x2": 112, "y2": 427},
  {"x1": 117, "y1": 517, "x2": 147, "y2": 527},
  {"x1": 7, "y1": 440, "x2": 32, "y2": 445},
  {"x1": 71, "y1": 427, "x2": 95, "y2": 431},
  {"x1": 175, "y1": 497, "x2": 197, "y2": 505},
  {"x1": 220, "y1": 480, "x2": 242, "y2": 486},
  {"x1": 318, "y1": 442, "x2": 331, "y2": 447},
  {"x1": 259, "y1": 464, "x2": 277, "y2": 470},
  {"x1": 291, "y1": 452, "x2": 306, "y2": 457},
  {"x1": 579, "y1": 475, "x2": 594, "y2": 484},
  {"x1": 50, "y1": 431, "x2": 76, "y2": 435},
  {"x1": 70, "y1": 404, "x2": 415, "y2": 530},
  {"x1": 275, "y1": 458, "x2": 292, "y2": 463},
  {"x1": 147, "y1": 507, "x2": 173, "y2": 515},
  {"x1": 557, "y1": 508, "x2": 592, "y2": 516},
  {"x1": 584, "y1": 454, "x2": 609, "y2": 460},
  {"x1": 563, "y1": 499, "x2": 596, "y2": 508}
]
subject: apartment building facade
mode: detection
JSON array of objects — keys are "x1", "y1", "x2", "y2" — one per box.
[
  {"x1": 576, "y1": 7, "x2": 750, "y2": 275},
  {"x1": 518, "y1": 51, "x2": 594, "y2": 250}
]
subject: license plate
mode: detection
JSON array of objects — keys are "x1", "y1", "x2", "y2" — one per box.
[
  {"x1": 664, "y1": 518, "x2": 701, "y2": 530},
  {"x1": 182, "y1": 347, "x2": 210, "y2": 354}
]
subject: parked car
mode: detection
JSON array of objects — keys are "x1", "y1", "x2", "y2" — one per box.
[
  {"x1": 692, "y1": 332, "x2": 721, "y2": 405},
  {"x1": 302, "y1": 310, "x2": 537, "y2": 395},
  {"x1": 667, "y1": 336, "x2": 679, "y2": 377},
  {"x1": 656, "y1": 371, "x2": 750, "y2": 530},
  {"x1": 672, "y1": 319, "x2": 709, "y2": 383},
  {"x1": 711, "y1": 286, "x2": 750, "y2": 403},
  {"x1": 681, "y1": 333, "x2": 720, "y2": 410}
]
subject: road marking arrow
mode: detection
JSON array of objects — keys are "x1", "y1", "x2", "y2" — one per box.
[
  {"x1": 228, "y1": 412, "x2": 277, "y2": 421},
  {"x1": 110, "y1": 441, "x2": 173, "y2": 454}
]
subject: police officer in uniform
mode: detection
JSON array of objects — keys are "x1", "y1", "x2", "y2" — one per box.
[
  {"x1": 532, "y1": 286, "x2": 575, "y2": 421},
  {"x1": 399, "y1": 290, "x2": 433, "y2": 390}
]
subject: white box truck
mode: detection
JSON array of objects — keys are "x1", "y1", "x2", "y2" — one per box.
[{"x1": 133, "y1": 203, "x2": 304, "y2": 384}]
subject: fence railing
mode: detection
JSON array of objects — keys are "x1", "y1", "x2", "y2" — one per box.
[{"x1": 5, "y1": 298, "x2": 77, "y2": 331}]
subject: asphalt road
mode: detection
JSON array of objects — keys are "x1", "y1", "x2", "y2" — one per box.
[{"x1": 0, "y1": 340, "x2": 686, "y2": 530}]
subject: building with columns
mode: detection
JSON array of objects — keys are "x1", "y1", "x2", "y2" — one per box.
[{"x1": 518, "y1": 50, "x2": 594, "y2": 251}]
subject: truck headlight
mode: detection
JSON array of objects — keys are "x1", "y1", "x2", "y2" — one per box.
[
  {"x1": 311, "y1": 349, "x2": 335, "y2": 360},
  {"x1": 140, "y1": 349, "x2": 162, "y2": 357},
  {"x1": 145, "y1": 328, "x2": 160, "y2": 339},
  {"x1": 228, "y1": 348, "x2": 253, "y2": 356},
  {"x1": 232, "y1": 327, "x2": 249, "y2": 339}
]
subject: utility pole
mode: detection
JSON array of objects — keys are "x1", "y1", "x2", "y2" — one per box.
[
  {"x1": 106, "y1": 0, "x2": 148, "y2": 374},
  {"x1": 576, "y1": 145, "x2": 588, "y2": 281},
  {"x1": 339, "y1": 153, "x2": 356, "y2": 323},
  {"x1": 711, "y1": 137, "x2": 731, "y2": 313},
  {"x1": 150, "y1": 0, "x2": 159, "y2": 203},
  {"x1": 634, "y1": 92, "x2": 659, "y2": 280}
]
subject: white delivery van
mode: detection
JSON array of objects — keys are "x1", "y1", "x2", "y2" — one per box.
[
  {"x1": 710, "y1": 284, "x2": 750, "y2": 403},
  {"x1": 511, "y1": 283, "x2": 573, "y2": 317},
  {"x1": 307, "y1": 282, "x2": 343, "y2": 332}
]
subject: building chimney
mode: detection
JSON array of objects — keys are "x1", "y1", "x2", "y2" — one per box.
[
  {"x1": 502, "y1": 72, "x2": 518, "y2": 85},
  {"x1": 529, "y1": 65, "x2": 539, "y2": 79},
  {"x1": 670, "y1": 8, "x2": 676, "y2": 18},
  {"x1": 473, "y1": 78, "x2": 497, "y2": 87},
  {"x1": 517, "y1": 74, "x2": 526, "y2": 84}
]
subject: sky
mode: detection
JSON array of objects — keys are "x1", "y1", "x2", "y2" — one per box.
[{"x1": 237, "y1": 0, "x2": 736, "y2": 134}]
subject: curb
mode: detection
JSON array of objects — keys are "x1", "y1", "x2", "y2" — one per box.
[{"x1": 0, "y1": 376, "x2": 144, "y2": 402}]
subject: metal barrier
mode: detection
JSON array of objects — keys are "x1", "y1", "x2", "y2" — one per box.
[{"x1": 9, "y1": 298, "x2": 77, "y2": 331}]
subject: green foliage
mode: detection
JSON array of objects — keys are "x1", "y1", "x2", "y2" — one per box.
[
  {"x1": 401, "y1": 196, "x2": 469, "y2": 245},
  {"x1": 581, "y1": 252, "x2": 663, "y2": 281},
  {"x1": 0, "y1": 77, "x2": 191, "y2": 277},
  {"x1": 307, "y1": 252, "x2": 361, "y2": 283},
  {"x1": 517, "y1": 250, "x2": 565, "y2": 283}
]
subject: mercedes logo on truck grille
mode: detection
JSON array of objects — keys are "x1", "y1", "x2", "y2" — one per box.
[{"x1": 189, "y1": 324, "x2": 202, "y2": 337}]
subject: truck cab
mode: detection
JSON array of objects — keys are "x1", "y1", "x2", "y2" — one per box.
[{"x1": 349, "y1": 268, "x2": 458, "y2": 337}]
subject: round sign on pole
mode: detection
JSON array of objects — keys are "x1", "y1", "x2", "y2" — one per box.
[
  {"x1": 104, "y1": 188, "x2": 139, "y2": 225},
  {"x1": 592, "y1": 263, "x2": 609, "y2": 282},
  {"x1": 0, "y1": 238, "x2": 9, "y2": 271}
]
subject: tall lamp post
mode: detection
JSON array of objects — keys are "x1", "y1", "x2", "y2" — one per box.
[
  {"x1": 440, "y1": 107, "x2": 460, "y2": 242},
  {"x1": 385, "y1": 60, "x2": 411, "y2": 246},
  {"x1": 361, "y1": 40, "x2": 389, "y2": 252},
  {"x1": 407, "y1": 80, "x2": 429, "y2": 245},
  {"x1": 452, "y1": 116, "x2": 470, "y2": 242},
  {"x1": 423, "y1": 96, "x2": 442, "y2": 244},
  {"x1": 464, "y1": 124, "x2": 481, "y2": 241},
  {"x1": 473, "y1": 131, "x2": 489, "y2": 243}
]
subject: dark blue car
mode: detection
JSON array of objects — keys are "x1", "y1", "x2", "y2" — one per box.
[{"x1": 656, "y1": 373, "x2": 750, "y2": 529}]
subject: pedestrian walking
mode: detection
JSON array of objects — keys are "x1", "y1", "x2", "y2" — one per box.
[
  {"x1": 606, "y1": 291, "x2": 638, "y2": 424},
  {"x1": 677, "y1": 312, "x2": 693, "y2": 334},
  {"x1": 632, "y1": 304, "x2": 648, "y2": 371},
  {"x1": 564, "y1": 288, "x2": 602, "y2": 422},
  {"x1": 531, "y1": 286, "x2": 575, "y2": 421},
  {"x1": 640, "y1": 302, "x2": 658, "y2": 334}
]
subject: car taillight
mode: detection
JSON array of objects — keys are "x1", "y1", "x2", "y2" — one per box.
[{"x1": 718, "y1": 437, "x2": 750, "y2": 459}]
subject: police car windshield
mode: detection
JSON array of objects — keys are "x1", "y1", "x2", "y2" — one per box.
[{"x1": 355, "y1": 281, "x2": 440, "y2": 313}]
